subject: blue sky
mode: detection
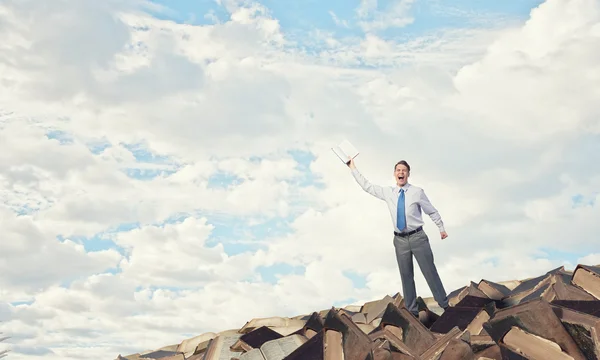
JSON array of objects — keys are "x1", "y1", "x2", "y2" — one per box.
[
  {"x1": 40, "y1": 127, "x2": 596, "y2": 308},
  {"x1": 5, "y1": 0, "x2": 600, "y2": 358},
  {"x1": 43, "y1": 0, "x2": 582, "y2": 296},
  {"x1": 46, "y1": 139, "x2": 327, "y2": 289},
  {"x1": 149, "y1": 0, "x2": 545, "y2": 37}
]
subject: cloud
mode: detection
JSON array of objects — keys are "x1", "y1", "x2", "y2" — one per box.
[
  {"x1": 579, "y1": 253, "x2": 600, "y2": 265},
  {"x1": 0, "y1": 206, "x2": 121, "y2": 298},
  {"x1": 1, "y1": 0, "x2": 599, "y2": 358},
  {"x1": 356, "y1": 0, "x2": 415, "y2": 32},
  {"x1": 0, "y1": 0, "x2": 135, "y2": 100},
  {"x1": 329, "y1": 11, "x2": 350, "y2": 28},
  {"x1": 115, "y1": 217, "x2": 228, "y2": 287},
  {"x1": 449, "y1": 0, "x2": 600, "y2": 141}
]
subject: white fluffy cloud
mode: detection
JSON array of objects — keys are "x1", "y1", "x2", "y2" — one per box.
[
  {"x1": 0, "y1": 206, "x2": 121, "y2": 298},
  {"x1": 1, "y1": 0, "x2": 600, "y2": 358}
]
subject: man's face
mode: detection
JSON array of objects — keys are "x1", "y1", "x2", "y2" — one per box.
[{"x1": 394, "y1": 164, "x2": 409, "y2": 186}]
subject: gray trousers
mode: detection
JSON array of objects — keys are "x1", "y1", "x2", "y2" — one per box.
[{"x1": 393, "y1": 229, "x2": 448, "y2": 315}]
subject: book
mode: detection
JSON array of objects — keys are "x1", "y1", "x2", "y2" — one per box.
[
  {"x1": 331, "y1": 139, "x2": 359, "y2": 164},
  {"x1": 572, "y1": 265, "x2": 600, "y2": 299},
  {"x1": 482, "y1": 298, "x2": 587, "y2": 360},
  {"x1": 283, "y1": 329, "x2": 343, "y2": 360},
  {"x1": 237, "y1": 334, "x2": 306, "y2": 360}
]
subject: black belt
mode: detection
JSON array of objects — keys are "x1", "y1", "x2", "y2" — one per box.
[{"x1": 394, "y1": 227, "x2": 422, "y2": 237}]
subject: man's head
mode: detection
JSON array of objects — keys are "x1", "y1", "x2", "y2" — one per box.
[{"x1": 394, "y1": 160, "x2": 410, "y2": 187}]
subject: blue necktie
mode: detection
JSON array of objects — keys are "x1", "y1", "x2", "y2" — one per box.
[{"x1": 397, "y1": 189, "x2": 406, "y2": 231}]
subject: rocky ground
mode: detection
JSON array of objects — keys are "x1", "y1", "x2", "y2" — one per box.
[{"x1": 116, "y1": 263, "x2": 600, "y2": 360}]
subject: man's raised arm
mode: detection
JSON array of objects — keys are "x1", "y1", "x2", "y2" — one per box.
[{"x1": 347, "y1": 157, "x2": 386, "y2": 200}]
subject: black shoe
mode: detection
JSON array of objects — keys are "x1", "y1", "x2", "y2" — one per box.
[
  {"x1": 416, "y1": 297, "x2": 428, "y2": 312},
  {"x1": 415, "y1": 297, "x2": 440, "y2": 327}
]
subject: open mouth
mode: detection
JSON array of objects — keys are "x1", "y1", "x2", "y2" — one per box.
[{"x1": 398, "y1": 176, "x2": 404, "y2": 180}]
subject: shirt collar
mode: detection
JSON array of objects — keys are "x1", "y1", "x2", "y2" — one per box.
[{"x1": 395, "y1": 183, "x2": 410, "y2": 193}]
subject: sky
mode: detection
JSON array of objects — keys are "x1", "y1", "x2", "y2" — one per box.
[{"x1": 1, "y1": 0, "x2": 599, "y2": 358}]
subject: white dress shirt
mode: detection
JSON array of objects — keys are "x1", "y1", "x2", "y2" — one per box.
[{"x1": 351, "y1": 167, "x2": 445, "y2": 233}]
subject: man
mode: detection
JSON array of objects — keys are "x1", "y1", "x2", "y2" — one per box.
[{"x1": 348, "y1": 157, "x2": 449, "y2": 316}]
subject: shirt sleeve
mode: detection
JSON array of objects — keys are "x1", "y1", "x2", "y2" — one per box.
[
  {"x1": 350, "y1": 168, "x2": 386, "y2": 200},
  {"x1": 419, "y1": 189, "x2": 446, "y2": 232}
]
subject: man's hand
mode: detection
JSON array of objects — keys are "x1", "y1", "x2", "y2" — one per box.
[
  {"x1": 347, "y1": 156, "x2": 355, "y2": 169},
  {"x1": 440, "y1": 231, "x2": 448, "y2": 240}
]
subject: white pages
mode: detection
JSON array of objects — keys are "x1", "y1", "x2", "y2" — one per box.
[{"x1": 331, "y1": 139, "x2": 359, "y2": 164}]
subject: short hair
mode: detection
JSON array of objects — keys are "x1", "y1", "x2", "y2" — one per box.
[{"x1": 394, "y1": 160, "x2": 410, "y2": 172}]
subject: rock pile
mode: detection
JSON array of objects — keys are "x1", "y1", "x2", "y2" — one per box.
[{"x1": 116, "y1": 264, "x2": 600, "y2": 360}]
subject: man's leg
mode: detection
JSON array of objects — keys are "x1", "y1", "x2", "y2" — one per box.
[
  {"x1": 411, "y1": 231, "x2": 449, "y2": 310},
  {"x1": 393, "y1": 235, "x2": 418, "y2": 316}
]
